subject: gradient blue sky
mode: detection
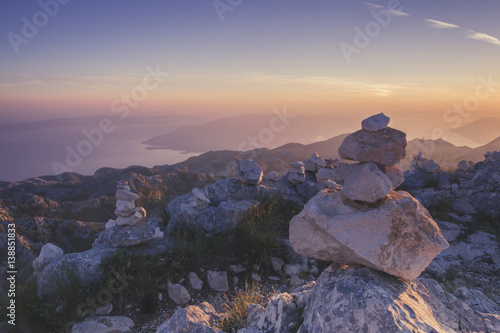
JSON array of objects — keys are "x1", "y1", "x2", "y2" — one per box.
[{"x1": 0, "y1": 0, "x2": 499, "y2": 124}]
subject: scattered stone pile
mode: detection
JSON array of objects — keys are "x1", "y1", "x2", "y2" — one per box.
[
  {"x1": 403, "y1": 150, "x2": 500, "y2": 217},
  {"x1": 93, "y1": 181, "x2": 163, "y2": 248},
  {"x1": 287, "y1": 161, "x2": 306, "y2": 185},
  {"x1": 290, "y1": 113, "x2": 449, "y2": 281}
]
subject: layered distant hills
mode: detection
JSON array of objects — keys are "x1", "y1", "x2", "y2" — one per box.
[{"x1": 452, "y1": 116, "x2": 500, "y2": 145}]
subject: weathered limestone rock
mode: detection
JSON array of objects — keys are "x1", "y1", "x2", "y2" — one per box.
[
  {"x1": 115, "y1": 199, "x2": 135, "y2": 216},
  {"x1": 361, "y1": 112, "x2": 390, "y2": 132},
  {"x1": 287, "y1": 161, "x2": 306, "y2": 185},
  {"x1": 116, "y1": 207, "x2": 146, "y2": 226},
  {"x1": 304, "y1": 152, "x2": 324, "y2": 172},
  {"x1": 33, "y1": 243, "x2": 64, "y2": 272},
  {"x1": 298, "y1": 267, "x2": 460, "y2": 333},
  {"x1": 207, "y1": 270, "x2": 229, "y2": 292},
  {"x1": 188, "y1": 272, "x2": 203, "y2": 290},
  {"x1": 263, "y1": 171, "x2": 280, "y2": 182},
  {"x1": 255, "y1": 293, "x2": 300, "y2": 332},
  {"x1": 236, "y1": 159, "x2": 263, "y2": 185},
  {"x1": 156, "y1": 302, "x2": 222, "y2": 333},
  {"x1": 191, "y1": 187, "x2": 210, "y2": 204},
  {"x1": 289, "y1": 189, "x2": 448, "y2": 280},
  {"x1": 167, "y1": 281, "x2": 191, "y2": 305},
  {"x1": 116, "y1": 189, "x2": 139, "y2": 201},
  {"x1": 72, "y1": 316, "x2": 134, "y2": 333},
  {"x1": 337, "y1": 162, "x2": 393, "y2": 203},
  {"x1": 338, "y1": 128, "x2": 407, "y2": 167},
  {"x1": 37, "y1": 247, "x2": 118, "y2": 300},
  {"x1": 93, "y1": 221, "x2": 163, "y2": 248}
]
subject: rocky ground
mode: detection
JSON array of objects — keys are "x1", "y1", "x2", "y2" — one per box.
[{"x1": 0, "y1": 116, "x2": 499, "y2": 332}]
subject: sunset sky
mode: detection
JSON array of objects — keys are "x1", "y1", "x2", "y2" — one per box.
[{"x1": 1, "y1": 0, "x2": 499, "y2": 125}]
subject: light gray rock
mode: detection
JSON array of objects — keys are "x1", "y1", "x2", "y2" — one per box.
[
  {"x1": 287, "y1": 173, "x2": 306, "y2": 185},
  {"x1": 105, "y1": 219, "x2": 117, "y2": 229},
  {"x1": 114, "y1": 199, "x2": 135, "y2": 217},
  {"x1": 289, "y1": 161, "x2": 305, "y2": 168},
  {"x1": 156, "y1": 302, "x2": 222, "y2": 333},
  {"x1": 297, "y1": 267, "x2": 464, "y2": 333},
  {"x1": 338, "y1": 128, "x2": 407, "y2": 167},
  {"x1": 236, "y1": 159, "x2": 263, "y2": 185},
  {"x1": 93, "y1": 220, "x2": 163, "y2": 248},
  {"x1": 304, "y1": 153, "x2": 324, "y2": 172},
  {"x1": 454, "y1": 287, "x2": 500, "y2": 314},
  {"x1": 188, "y1": 272, "x2": 203, "y2": 290},
  {"x1": 33, "y1": 243, "x2": 64, "y2": 272},
  {"x1": 37, "y1": 247, "x2": 118, "y2": 300},
  {"x1": 270, "y1": 257, "x2": 284, "y2": 272},
  {"x1": 116, "y1": 207, "x2": 146, "y2": 226},
  {"x1": 192, "y1": 187, "x2": 210, "y2": 204},
  {"x1": 116, "y1": 189, "x2": 139, "y2": 201},
  {"x1": 254, "y1": 293, "x2": 300, "y2": 333},
  {"x1": 361, "y1": 112, "x2": 390, "y2": 132},
  {"x1": 340, "y1": 162, "x2": 393, "y2": 203},
  {"x1": 316, "y1": 168, "x2": 335, "y2": 183},
  {"x1": 207, "y1": 270, "x2": 229, "y2": 292},
  {"x1": 167, "y1": 281, "x2": 191, "y2": 305},
  {"x1": 72, "y1": 316, "x2": 134, "y2": 333},
  {"x1": 289, "y1": 189, "x2": 448, "y2": 280},
  {"x1": 283, "y1": 264, "x2": 301, "y2": 277}
]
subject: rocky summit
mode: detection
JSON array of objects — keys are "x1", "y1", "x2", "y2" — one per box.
[
  {"x1": 290, "y1": 114, "x2": 448, "y2": 280},
  {"x1": 1, "y1": 114, "x2": 499, "y2": 333}
]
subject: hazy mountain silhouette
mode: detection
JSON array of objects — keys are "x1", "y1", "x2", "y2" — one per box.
[
  {"x1": 143, "y1": 114, "x2": 360, "y2": 152},
  {"x1": 451, "y1": 116, "x2": 500, "y2": 145}
]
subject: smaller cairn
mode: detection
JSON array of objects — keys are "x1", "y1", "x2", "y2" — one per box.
[
  {"x1": 114, "y1": 181, "x2": 146, "y2": 226},
  {"x1": 287, "y1": 161, "x2": 306, "y2": 185},
  {"x1": 304, "y1": 152, "x2": 324, "y2": 172}
]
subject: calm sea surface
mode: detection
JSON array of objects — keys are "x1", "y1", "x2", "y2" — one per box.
[{"x1": 0, "y1": 121, "x2": 200, "y2": 182}]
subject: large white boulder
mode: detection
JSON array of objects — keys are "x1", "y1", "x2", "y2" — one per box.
[{"x1": 289, "y1": 189, "x2": 448, "y2": 280}]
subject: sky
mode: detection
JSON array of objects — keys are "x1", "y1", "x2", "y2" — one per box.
[{"x1": 0, "y1": 0, "x2": 499, "y2": 126}]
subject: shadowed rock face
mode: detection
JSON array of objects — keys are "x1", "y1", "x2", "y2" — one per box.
[
  {"x1": 338, "y1": 127, "x2": 407, "y2": 167},
  {"x1": 289, "y1": 189, "x2": 448, "y2": 281}
]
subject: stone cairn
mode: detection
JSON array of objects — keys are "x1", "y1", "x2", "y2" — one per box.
[
  {"x1": 111, "y1": 180, "x2": 146, "y2": 227},
  {"x1": 93, "y1": 180, "x2": 163, "y2": 248},
  {"x1": 290, "y1": 113, "x2": 449, "y2": 281}
]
